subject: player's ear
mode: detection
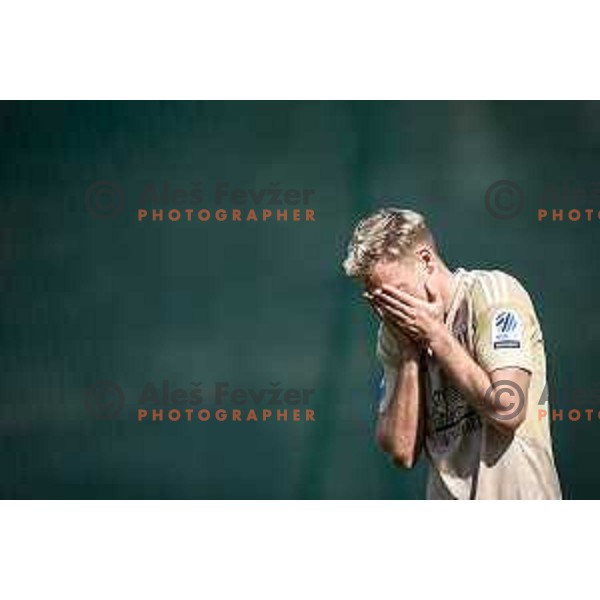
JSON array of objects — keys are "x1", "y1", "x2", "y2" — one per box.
[{"x1": 415, "y1": 245, "x2": 434, "y2": 274}]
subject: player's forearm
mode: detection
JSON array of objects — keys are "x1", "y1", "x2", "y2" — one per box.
[
  {"x1": 376, "y1": 357, "x2": 422, "y2": 468},
  {"x1": 427, "y1": 324, "x2": 517, "y2": 433}
]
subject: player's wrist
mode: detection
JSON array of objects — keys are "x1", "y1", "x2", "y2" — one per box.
[
  {"x1": 427, "y1": 321, "x2": 453, "y2": 359},
  {"x1": 400, "y1": 343, "x2": 421, "y2": 362}
]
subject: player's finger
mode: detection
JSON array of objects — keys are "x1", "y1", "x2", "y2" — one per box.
[
  {"x1": 373, "y1": 294, "x2": 416, "y2": 319},
  {"x1": 377, "y1": 287, "x2": 428, "y2": 315},
  {"x1": 377, "y1": 302, "x2": 415, "y2": 326},
  {"x1": 372, "y1": 290, "x2": 411, "y2": 312},
  {"x1": 378, "y1": 285, "x2": 422, "y2": 307},
  {"x1": 363, "y1": 293, "x2": 384, "y2": 319},
  {"x1": 375, "y1": 304, "x2": 414, "y2": 328},
  {"x1": 369, "y1": 302, "x2": 384, "y2": 319},
  {"x1": 383, "y1": 317, "x2": 418, "y2": 341},
  {"x1": 383, "y1": 316, "x2": 421, "y2": 342}
]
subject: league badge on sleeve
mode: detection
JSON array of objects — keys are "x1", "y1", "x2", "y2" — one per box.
[{"x1": 492, "y1": 309, "x2": 523, "y2": 349}]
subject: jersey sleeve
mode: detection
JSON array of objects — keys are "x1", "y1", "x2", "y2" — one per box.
[
  {"x1": 375, "y1": 321, "x2": 407, "y2": 414},
  {"x1": 470, "y1": 271, "x2": 539, "y2": 374}
]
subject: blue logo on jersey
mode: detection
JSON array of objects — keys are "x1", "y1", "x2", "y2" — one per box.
[{"x1": 495, "y1": 311, "x2": 517, "y2": 333}]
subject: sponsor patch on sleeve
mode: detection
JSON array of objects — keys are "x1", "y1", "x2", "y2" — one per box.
[{"x1": 491, "y1": 309, "x2": 522, "y2": 349}]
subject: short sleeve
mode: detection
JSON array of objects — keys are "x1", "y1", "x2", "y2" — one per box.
[
  {"x1": 471, "y1": 271, "x2": 538, "y2": 374},
  {"x1": 377, "y1": 363, "x2": 398, "y2": 414},
  {"x1": 375, "y1": 322, "x2": 407, "y2": 414},
  {"x1": 376, "y1": 321, "x2": 408, "y2": 366}
]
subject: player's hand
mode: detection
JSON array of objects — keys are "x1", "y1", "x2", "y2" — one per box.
[
  {"x1": 363, "y1": 289, "x2": 420, "y2": 354},
  {"x1": 363, "y1": 289, "x2": 384, "y2": 320},
  {"x1": 369, "y1": 281, "x2": 445, "y2": 346}
]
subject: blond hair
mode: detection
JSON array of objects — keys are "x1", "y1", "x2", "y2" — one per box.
[{"x1": 342, "y1": 208, "x2": 435, "y2": 278}]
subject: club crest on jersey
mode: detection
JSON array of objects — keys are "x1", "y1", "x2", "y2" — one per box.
[{"x1": 492, "y1": 309, "x2": 522, "y2": 349}]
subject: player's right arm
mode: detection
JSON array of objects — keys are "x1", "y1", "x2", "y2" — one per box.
[{"x1": 374, "y1": 321, "x2": 424, "y2": 469}]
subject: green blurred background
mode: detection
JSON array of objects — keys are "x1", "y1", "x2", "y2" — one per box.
[{"x1": 1, "y1": 101, "x2": 598, "y2": 499}]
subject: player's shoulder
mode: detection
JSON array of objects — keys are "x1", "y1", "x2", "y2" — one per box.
[{"x1": 461, "y1": 268, "x2": 532, "y2": 309}]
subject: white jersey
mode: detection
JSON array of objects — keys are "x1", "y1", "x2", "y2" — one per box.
[{"x1": 376, "y1": 268, "x2": 562, "y2": 500}]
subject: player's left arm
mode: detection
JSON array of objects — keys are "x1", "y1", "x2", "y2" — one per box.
[
  {"x1": 371, "y1": 281, "x2": 533, "y2": 435},
  {"x1": 427, "y1": 340, "x2": 531, "y2": 434}
]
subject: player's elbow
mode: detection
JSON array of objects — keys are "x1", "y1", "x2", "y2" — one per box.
[
  {"x1": 390, "y1": 447, "x2": 418, "y2": 469},
  {"x1": 485, "y1": 369, "x2": 531, "y2": 435},
  {"x1": 378, "y1": 435, "x2": 418, "y2": 469},
  {"x1": 489, "y1": 408, "x2": 526, "y2": 436},
  {"x1": 503, "y1": 411, "x2": 526, "y2": 433},
  {"x1": 375, "y1": 418, "x2": 419, "y2": 469}
]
